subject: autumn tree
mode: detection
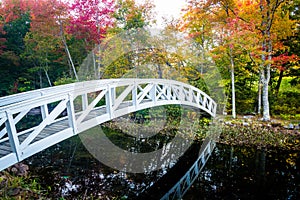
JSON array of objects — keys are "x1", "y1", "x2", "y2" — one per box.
[
  {"x1": 182, "y1": 0, "x2": 297, "y2": 120},
  {"x1": 270, "y1": 1, "x2": 300, "y2": 94},
  {"x1": 69, "y1": 0, "x2": 115, "y2": 45},
  {"x1": 181, "y1": 0, "x2": 216, "y2": 74},
  {"x1": 22, "y1": 0, "x2": 74, "y2": 87},
  {"x1": 111, "y1": 0, "x2": 155, "y2": 32},
  {"x1": 101, "y1": 0, "x2": 155, "y2": 78},
  {"x1": 68, "y1": 0, "x2": 115, "y2": 79},
  {"x1": 0, "y1": 0, "x2": 32, "y2": 95},
  {"x1": 182, "y1": 0, "x2": 241, "y2": 118}
]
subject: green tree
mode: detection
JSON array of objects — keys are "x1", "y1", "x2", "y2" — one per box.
[
  {"x1": 101, "y1": 0, "x2": 155, "y2": 78},
  {"x1": 112, "y1": 0, "x2": 155, "y2": 32},
  {"x1": 181, "y1": 0, "x2": 297, "y2": 119},
  {"x1": 0, "y1": 0, "x2": 31, "y2": 95}
]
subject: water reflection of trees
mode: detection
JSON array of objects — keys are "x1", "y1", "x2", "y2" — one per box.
[{"x1": 184, "y1": 144, "x2": 300, "y2": 199}]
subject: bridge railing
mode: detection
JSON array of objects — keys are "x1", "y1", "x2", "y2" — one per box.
[
  {"x1": 160, "y1": 139, "x2": 216, "y2": 200},
  {"x1": 0, "y1": 79, "x2": 217, "y2": 171}
]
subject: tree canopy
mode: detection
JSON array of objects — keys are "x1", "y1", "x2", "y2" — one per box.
[{"x1": 0, "y1": 0, "x2": 299, "y2": 119}]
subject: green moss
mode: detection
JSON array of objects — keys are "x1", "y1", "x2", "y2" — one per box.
[{"x1": 0, "y1": 170, "x2": 45, "y2": 199}]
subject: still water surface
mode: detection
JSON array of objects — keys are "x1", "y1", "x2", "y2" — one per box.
[
  {"x1": 26, "y1": 127, "x2": 300, "y2": 199},
  {"x1": 185, "y1": 144, "x2": 300, "y2": 200}
]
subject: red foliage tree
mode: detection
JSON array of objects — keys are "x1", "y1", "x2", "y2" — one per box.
[{"x1": 68, "y1": 0, "x2": 115, "y2": 47}]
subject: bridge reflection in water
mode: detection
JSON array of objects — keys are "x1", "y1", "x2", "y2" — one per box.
[{"x1": 160, "y1": 139, "x2": 215, "y2": 200}]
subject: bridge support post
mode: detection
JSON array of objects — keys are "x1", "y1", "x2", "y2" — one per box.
[
  {"x1": 41, "y1": 105, "x2": 49, "y2": 120},
  {"x1": 202, "y1": 96, "x2": 207, "y2": 109},
  {"x1": 132, "y1": 82, "x2": 137, "y2": 109},
  {"x1": 81, "y1": 93, "x2": 88, "y2": 111},
  {"x1": 208, "y1": 100, "x2": 213, "y2": 117},
  {"x1": 5, "y1": 111, "x2": 21, "y2": 161},
  {"x1": 111, "y1": 87, "x2": 115, "y2": 106},
  {"x1": 67, "y1": 94, "x2": 77, "y2": 135},
  {"x1": 196, "y1": 92, "x2": 200, "y2": 105},
  {"x1": 179, "y1": 85, "x2": 185, "y2": 101},
  {"x1": 166, "y1": 84, "x2": 171, "y2": 100},
  {"x1": 106, "y1": 86, "x2": 114, "y2": 119},
  {"x1": 40, "y1": 92, "x2": 49, "y2": 120},
  {"x1": 150, "y1": 83, "x2": 156, "y2": 104},
  {"x1": 189, "y1": 87, "x2": 193, "y2": 102}
]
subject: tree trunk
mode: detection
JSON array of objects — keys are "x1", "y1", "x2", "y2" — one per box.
[
  {"x1": 97, "y1": 44, "x2": 101, "y2": 79},
  {"x1": 59, "y1": 21, "x2": 79, "y2": 81},
  {"x1": 258, "y1": 74, "x2": 262, "y2": 115},
  {"x1": 157, "y1": 64, "x2": 163, "y2": 79},
  {"x1": 44, "y1": 69, "x2": 52, "y2": 87},
  {"x1": 229, "y1": 48, "x2": 236, "y2": 119},
  {"x1": 275, "y1": 70, "x2": 284, "y2": 95},
  {"x1": 264, "y1": 21, "x2": 273, "y2": 120},
  {"x1": 262, "y1": 73, "x2": 270, "y2": 121},
  {"x1": 39, "y1": 69, "x2": 43, "y2": 88},
  {"x1": 200, "y1": 48, "x2": 205, "y2": 75},
  {"x1": 92, "y1": 50, "x2": 97, "y2": 79},
  {"x1": 200, "y1": 28, "x2": 205, "y2": 75},
  {"x1": 96, "y1": 6, "x2": 101, "y2": 79},
  {"x1": 259, "y1": 0, "x2": 273, "y2": 121},
  {"x1": 44, "y1": 54, "x2": 52, "y2": 87},
  {"x1": 260, "y1": 47, "x2": 271, "y2": 121}
]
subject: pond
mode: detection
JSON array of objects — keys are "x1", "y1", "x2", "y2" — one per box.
[
  {"x1": 184, "y1": 144, "x2": 300, "y2": 200},
  {"x1": 25, "y1": 126, "x2": 300, "y2": 199}
]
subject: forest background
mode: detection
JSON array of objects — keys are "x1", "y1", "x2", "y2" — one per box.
[{"x1": 0, "y1": 0, "x2": 299, "y2": 121}]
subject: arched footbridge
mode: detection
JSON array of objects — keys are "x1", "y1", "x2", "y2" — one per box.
[{"x1": 0, "y1": 79, "x2": 217, "y2": 172}]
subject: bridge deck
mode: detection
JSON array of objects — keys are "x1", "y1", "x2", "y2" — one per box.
[{"x1": 0, "y1": 105, "x2": 107, "y2": 162}]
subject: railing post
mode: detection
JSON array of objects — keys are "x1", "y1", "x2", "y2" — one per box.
[
  {"x1": 208, "y1": 99, "x2": 214, "y2": 113},
  {"x1": 189, "y1": 87, "x2": 193, "y2": 103},
  {"x1": 196, "y1": 92, "x2": 200, "y2": 105},
  {"x1": 106, "y1": 85, "x2": 114, "y2": 119},
  {"x1": 202, "y1": 96, "x2": 207, "y2": 109},
  {"x1": 207, "y1": 141, "x2": 211, "y2": 154},
  {"x1": 166, "y1": 84, "x2": 171, "y2": 100},
  {"x1": 41, "y1": 104, "x2": 49, "y2": 120},
  {"x1": 40, "y1": 92, "x2": 49, "y2": 120},
  {"x1": 194, "y1": 159, "x2": 199, "y2": 174},
  {"x1": 82, "y1": 93, "x2": 88, "y2": 111},
  {"x1": 132, "y1": 81, "x2": 137, "y2": 109},
  {"x1": 111, "y1": 87, "x2": 115, "y2": 106},
  {"x1": 5, "y1": 110, "x2": 21, "y2": 161},
  {"x1": 186, "y1": 173, "x2": 191, "y2": 187},
  {"x1": 67, "y1": 94, "x2": 78, "y2": 135},
  {"x1": 179, "y1": 85, "x2": 185, "y2": 101},
  {"x1": 150, "y1": 83, "x2": 156, "y2": 104},
  {"x1": 176, "y1": 184, "x2": 181, "y2": 198}
]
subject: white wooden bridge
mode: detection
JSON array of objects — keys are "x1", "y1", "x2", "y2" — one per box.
[
  {"x1": 0, "y1": 79, "x2": 217, "y2": 172},
  {"x1": 161, "y1": 138, "x2": 216, "y2": 200}
]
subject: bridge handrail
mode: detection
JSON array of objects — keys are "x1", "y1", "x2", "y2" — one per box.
[
  {"x1": 0, "y1": 79, "x2": 215, "y2": 114},
  {"x1": 0, "y1": 79, "x2": 112, "y2": 107}
]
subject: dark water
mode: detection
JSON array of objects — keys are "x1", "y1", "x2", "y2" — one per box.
[
  {"x1": 26, "y1": 125, "x2": 199, "y2": 199},
  {"x1": 26, "y1": 127, "x2": 300, "y2": 199},
  {"x1": 184, "y1": 144, "x2": 300, "y2": 200}
]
